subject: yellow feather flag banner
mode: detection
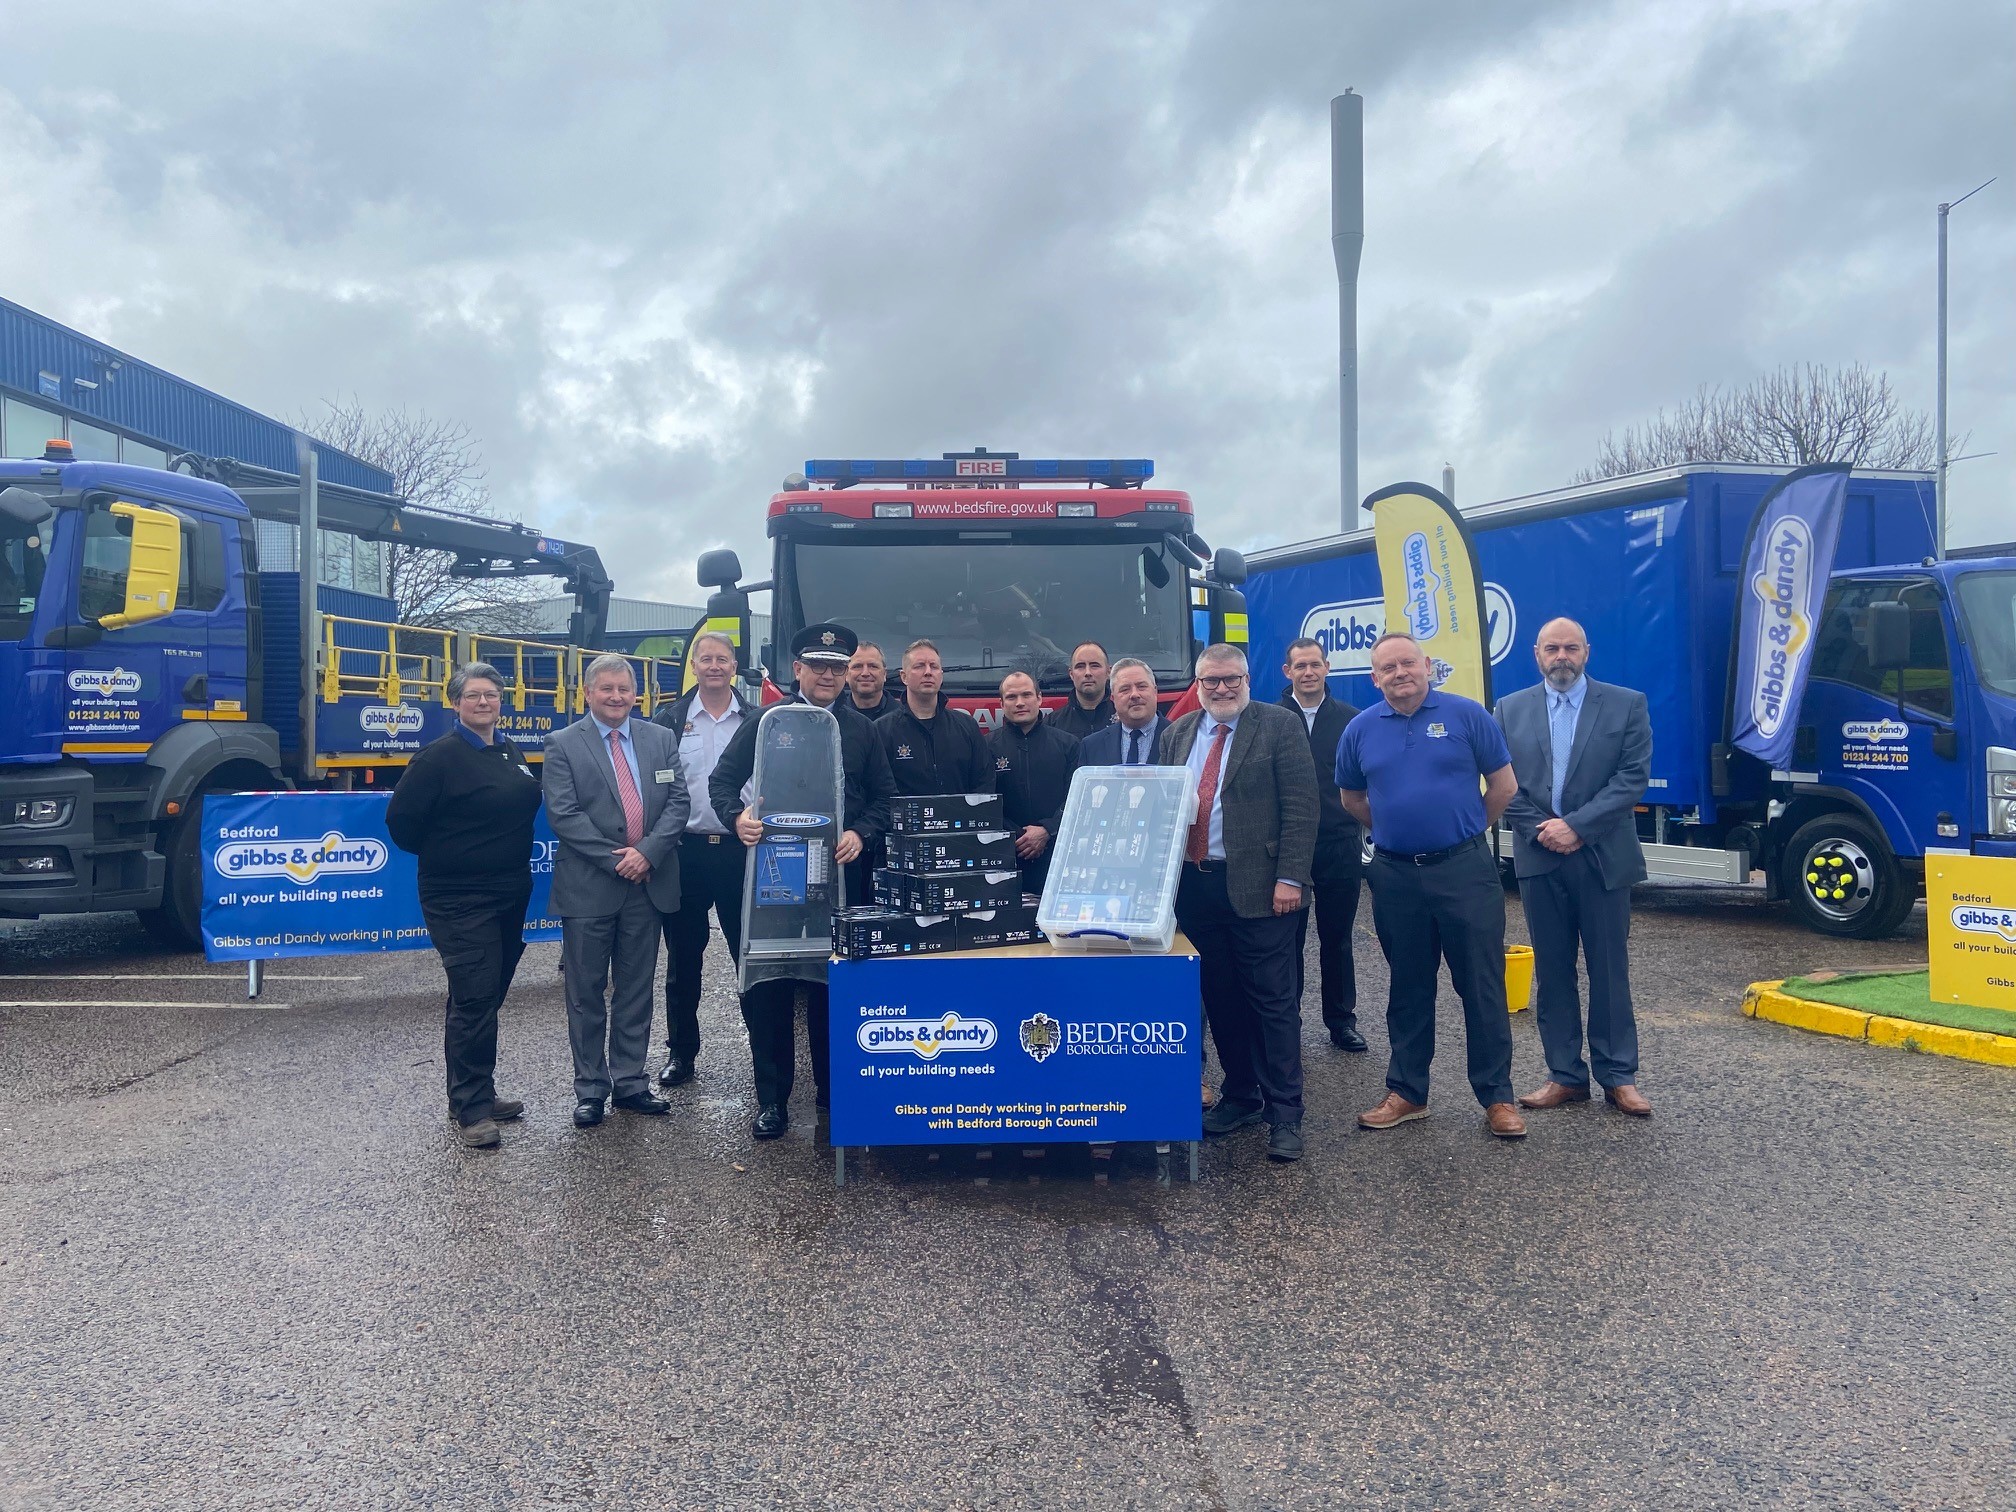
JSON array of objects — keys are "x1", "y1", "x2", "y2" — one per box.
[{"x1": 1367, "y1": 482, "x2": 1494, "y2": 707}]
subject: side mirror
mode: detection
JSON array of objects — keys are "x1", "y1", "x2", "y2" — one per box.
[
  {"x1": 1163, "y1": 536, "x2": 1204, "y2": 571},
  {"x1": 1212, "y1": 547, "x2": 1248, "y2": 586},
  {"x1": 696, "y1": 549, "x2": 742, "y2": 589},
  {"x1": 1139, "y1": 546, "x2": 1170, "y2": 589},
  {"x1": 0, "y1": 486, "x2": 53, "y2": 528},
  {"x1": 1866, "y1": 601, "x2": 1911, "y2": 670},
  {"x1": 97, "y1": 502, "x2": 183, "y2": 630}
]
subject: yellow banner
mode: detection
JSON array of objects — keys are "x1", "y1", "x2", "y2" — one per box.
[
  {"x1": 1927, "y1": 852, "x2": 2016, "y2": 1012},
  {"x1": 1367, "y1": 483, "x2": 1492, "y2": 706},
  {"x1": 679, "y1": 615, "x2": 748, "y2": 693}
]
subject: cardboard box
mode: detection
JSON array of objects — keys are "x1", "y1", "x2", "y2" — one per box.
[
  {"x1": 888, "y1": 792, "x2": 1005, "y2": 834},
  {"x1": 956, "y1": 895, "x2": 1043, "y2": 950},
  {"x1": 886, "y1": 829, "x2": 1017, "y2": 873},
  {"x1": 872, "y1": 867, "x2": 1022, "y2": 914},
  {"x1": 832, "y1": 908, "x2": 958, "y2": 960}
]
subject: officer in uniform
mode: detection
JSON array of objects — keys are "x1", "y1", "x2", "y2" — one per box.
[
  {"x1": 1336, "y1": 631, "x2": 1525, "y2": 1140},
  {"x1": 710, "y1": 622, "x2": 896, "y2": 1139},
  {"x1": 875, "y1": 638, "x2": 994, "y2": 795},
  {"x1": 988, "y1": 668, "x2": 1080, "y2": 895},
  {"x1": 1044, "y1": 640, "x2": 1117, "y2": 738},
  {"x1": 845, "y1": 640, "x2": 904, "y2": 720}
]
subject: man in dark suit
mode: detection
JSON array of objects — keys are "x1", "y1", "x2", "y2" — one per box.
[
  {"x1": 1496, "y1": 617, "x2": 1654, "y2": 1117},
  {"x1": 1279, "y1": 636, "x2": 1366, "y2": 1052},
  {"x1": 1077, "y1": 658, "x2": 1167, "y2": 767},
  {"x1": 1160, "y1": 644, "x2": 1319, "y2": 1162},
  {"x1": 543, "y1": 655, "x2": 689, "y2": 1129}
]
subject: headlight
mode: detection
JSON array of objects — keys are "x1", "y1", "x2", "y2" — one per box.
[
  {"x1": 1992, "y1": 772, "x2": 2016, "y2": 799},
  {"x1": 1993, "y1": 796, "x2": 2016, "y2": 837},
  {"x1": 8, "y1": 798, "x2": 72, "y2": 828}
]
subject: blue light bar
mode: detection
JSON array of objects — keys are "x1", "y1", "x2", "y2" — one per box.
[{"x1": 803, "y1": 457, "x2": 1155, "y2": 483}]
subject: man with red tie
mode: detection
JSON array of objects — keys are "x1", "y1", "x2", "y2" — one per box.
[
  {"x1": 1159, "y1": 644, "x2": 1320, "y2": 1162},
  {"x1": 543, "y1": 654, "x2": 690, "y2": 1129}
]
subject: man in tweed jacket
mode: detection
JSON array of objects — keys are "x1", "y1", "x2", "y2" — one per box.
[{"x1": 1159, "y1": 644, "x2": 1320, "y2": 1161}]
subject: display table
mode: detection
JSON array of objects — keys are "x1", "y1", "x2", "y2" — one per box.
[{"x1": 827, "y1": 935, "x2": 1203, "y2": 1185}]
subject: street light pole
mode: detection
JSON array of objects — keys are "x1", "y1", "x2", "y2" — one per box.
[{"x1": 1935, "y1": 177, "x2": 1995, "y2": 563}]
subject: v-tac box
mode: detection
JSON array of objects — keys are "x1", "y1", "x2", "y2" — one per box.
[
  {"x1": 888, "y1": 792, "x2": 1005, "y2": 834},
  {"x1": 886, "y1": 829, "x2": 1017, "y2": 873},
  {"x1": 873, "y1": 867, "x2": 1022, "y2": 914},
  {"x1": 955, "y1": 895, "x2": 1043, "y2": 950},
  {"x1": 832, "y1": 908, "x2": 957, "y2": 960}
]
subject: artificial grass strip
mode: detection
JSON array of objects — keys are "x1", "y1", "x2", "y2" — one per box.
[{"x1": 1780, "y1": 971, "x2": 2016, "y2": 1038}]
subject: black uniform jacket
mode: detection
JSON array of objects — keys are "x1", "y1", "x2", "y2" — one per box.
[
  {"x1": 988, "y1": 718, "x2": 1079, "y2": 837},
  {"x1": 1279, "y1": 689, "x2": 1362, "y2": 853},
  {"x1": 875, "y1": 701, "x2": 995, "y2": 795},
  {"x1": 709, "y1": 693, "x2": 895, "y2": 847},
  {"x1": 1043, "y1": 694, "x2": 1116, "y2": 739},
  {"x1": 843, "y1": 689, "x2": 905, "y2": 721}
]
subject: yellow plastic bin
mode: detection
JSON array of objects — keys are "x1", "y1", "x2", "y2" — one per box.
[{"x1": 1504, "y1": 945, "x2": 1534, "y2": 1013}]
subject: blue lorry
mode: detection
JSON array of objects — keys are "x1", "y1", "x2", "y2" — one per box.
[
  {"x1": 1241, "y1": 464, "x2": 2016, "y2": 938},
  {"x1": 0, "y1": 444, "x2": 632, "y2": 948}
]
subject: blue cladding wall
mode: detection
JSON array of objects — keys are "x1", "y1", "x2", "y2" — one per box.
[
  {"x1": 0, "y1": 296, "x2": 393, "y2": 493},
  {"x1": 260, "y1": 576, "x2": 401, "y2": 753}
]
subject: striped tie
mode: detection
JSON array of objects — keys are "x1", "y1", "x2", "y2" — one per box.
[{"x1": 608, "y1": 729, "x2": 645, "y2": 846}]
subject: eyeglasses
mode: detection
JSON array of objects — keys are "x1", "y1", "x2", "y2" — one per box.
[
  {"x1": 1197, "y1": 674, "x2": 1247, "y2": 690},
  {"x1": 459, "y1": 691, "x2": 501, "y2": 702}
]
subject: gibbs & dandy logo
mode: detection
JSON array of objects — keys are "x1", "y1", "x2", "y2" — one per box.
[
  {"x1": 1401, "y1": 531, "x2": 1443, "y2": 639},
  {"x1": 857, "y1": 1012, "x2": 1000, "y2": 1059},
  {"x1": 216, "y1": 831, "x2": 390, "y2": 885},
  {"x1": 67, "y1": 667, "x2": 143, "y2": 697},
  {"x1": 359, "y1": 705, "x2": 426, "y2": 736},
  {"x1": 1952, "y1": 905, "x2": 2016, "y2": 944},
  {"x1": 1747, "y1": 518, "x2": 1817, "y2": 740},
  {"x1": 1843, "y1": 719, "x2": 1909, "y2": 745},
  {"x1": 1300, "y1": 583, "x2": 1515, "y2": 676}
]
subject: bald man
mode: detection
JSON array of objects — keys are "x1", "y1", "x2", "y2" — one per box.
[{"x1": 1494, "y1": 618, "x2": 1653, "y2": 1117}]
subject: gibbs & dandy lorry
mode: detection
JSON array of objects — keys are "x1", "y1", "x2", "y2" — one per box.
[{"x1": 1240, "y1": 464, "x2": 2016, "y2": 939}]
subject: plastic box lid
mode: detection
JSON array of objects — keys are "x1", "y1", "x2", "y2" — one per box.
[{"x1": 1036, "y1": 765, "x2": 1197, "y2": 953}]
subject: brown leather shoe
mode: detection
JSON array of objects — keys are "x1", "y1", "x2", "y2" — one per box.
[
  {"x1": 1605, "y1": 1084, "x2": 1652, "y2": 1117},
  {"x1": 1358, "y1": 1093, "x2": 1428, "y2": 1130},
  {"x1": 1485, "y1": 1103, "x2": 1527, "y2": 1139},
  {"x1": 1516, "y1": 1080, "x2": 1591, "y2": 1110}
]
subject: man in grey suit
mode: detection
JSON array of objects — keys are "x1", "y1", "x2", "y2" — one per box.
[
  {"x1": 1495, "y1": 618, "x2": 1654, "y2": 1117},
  {"x1": 1161, "y1": 643, "x2": 1320, "y2": 1162},
  {"x1": 543, "y1": 654, "x2": 689, "y2": 1128}
]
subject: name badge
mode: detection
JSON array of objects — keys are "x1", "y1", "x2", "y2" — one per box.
[
  {"x1": 655, "y1": 768, "x2": 680, "y2": 783},
  {"x1": 1426, "y1": 722, "x2": 1447, "y2": 739}
]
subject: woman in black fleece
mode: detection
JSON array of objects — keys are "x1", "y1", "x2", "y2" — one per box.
[{"x1": 386, "y1": 662, "x2": 543, "y2": 1148}]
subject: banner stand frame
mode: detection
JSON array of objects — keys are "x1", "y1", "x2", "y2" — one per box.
[{"x1": 247, "y1": 959, "x2": 266, "y2": 1000}]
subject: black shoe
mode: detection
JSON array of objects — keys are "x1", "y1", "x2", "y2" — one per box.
[
  {"x1": 488, "y1": 1098, "x2": 525, "y2": 1122},
  {"x1": 573, "y1": 1099, "x2": 605, "y2": 1128},
  {"x1": 1267, "y1": 1121, "x2": 1305, "y2": 1162},
  {"x1": 753, "y1": 1105, "x2": 788, "y2": 1140},
  {"x1": 1330, "y1": 1026, "x2": 1368, "y2": 1052},
  {"x1": 656, "y1": 1056, "x2": 695, "y2": 1089},
  {"x1": 613, "y1": 1092, "x2": 671, "y2": 1116},
  {"x1": 1202, "y1": 1098, "x2": 1264, "y2": 1136}
]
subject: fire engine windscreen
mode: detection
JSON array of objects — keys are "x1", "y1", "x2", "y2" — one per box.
[{"x1": 790, "y1": 539, "x2": 1192, "y2": 690}]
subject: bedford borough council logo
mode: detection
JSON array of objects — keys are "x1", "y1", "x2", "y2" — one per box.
[{"x1": 1020, "y1": 1013, "x2": 1061, "y2": 1063}]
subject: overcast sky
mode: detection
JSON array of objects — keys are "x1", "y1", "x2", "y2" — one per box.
[{"x1": 4, "y1": 0, "x2": 2009, "y2": 603}]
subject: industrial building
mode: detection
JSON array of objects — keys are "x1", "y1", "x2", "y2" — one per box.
[{"x1": 0, "y1": 295, "x2": 392, "y2": 594}]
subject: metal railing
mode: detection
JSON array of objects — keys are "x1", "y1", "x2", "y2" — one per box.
[
  {"x1": 468, "y1": 634, "x2": 574, "y2": 713},
  {"x1": 319, "y1": 615, "x2": 456, "y2": 706}
]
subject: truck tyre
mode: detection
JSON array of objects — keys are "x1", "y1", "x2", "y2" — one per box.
[
  {"x1": 1780, "y1": 813, "x2": 1914, "y2": 940},
  {"x1": 138, "y1": 808, "x2": 204, "y2": 952}
]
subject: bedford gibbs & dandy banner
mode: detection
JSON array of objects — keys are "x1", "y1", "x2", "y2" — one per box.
[
  {"x1": 1727, "y1": 463, "x2": 1849, "y2": 769},
  {"x1": 1367, "y1": 482, "x2": 1493, "y2": 706},
  {"x1": 828, "y1": 954, "x2": 1202, "y2": 1145},
  {"x1": 201, "y1": 792, "x2": 560, "y2": 961}
]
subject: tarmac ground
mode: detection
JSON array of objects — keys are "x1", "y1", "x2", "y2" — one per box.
[{"x1": 2, "y1": 881, "x2": 2011, "y2": 1510}]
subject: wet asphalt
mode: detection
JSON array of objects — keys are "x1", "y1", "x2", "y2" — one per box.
[{"x1": 1, "y1": 885, "x2": 2011, "y2": 1510}]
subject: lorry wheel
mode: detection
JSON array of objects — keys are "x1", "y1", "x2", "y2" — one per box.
[
  {"x1": 1781, "y1": 814, "x2": 1911, "y2": 940},
  {"x1": 138, "y1": 809, "x2": 204, "y2": 952}
]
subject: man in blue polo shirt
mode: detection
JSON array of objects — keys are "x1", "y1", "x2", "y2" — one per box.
[{"x1": 1336, "y1": 631, "x2": 1526, "y2": 1139}]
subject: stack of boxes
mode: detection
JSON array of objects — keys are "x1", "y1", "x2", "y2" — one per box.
[{"x1": 832, "y1": 792, "x2": 1044, "y2": 959}]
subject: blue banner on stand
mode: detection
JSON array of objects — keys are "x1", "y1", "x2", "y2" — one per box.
[
  {"x1": 201, "y1": 791, "x2": 559, "y2": 960},
  {"x1": 828, "y1": 951, "x2": 1202, "y2": 1145},
  {"x1": 1729, "y1": 463, "x2": 1850, "y2": 769}
]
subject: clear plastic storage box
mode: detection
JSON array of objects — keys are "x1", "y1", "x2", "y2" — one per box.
[{"x1": 1036, "y1": 765, "x2": 1196, "y2": 953}]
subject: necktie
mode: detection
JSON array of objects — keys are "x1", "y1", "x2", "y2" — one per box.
[
  {"x1": 609, "y1": 729, "x2": 645, "y2": 846},
  {"x1": 1127, "y1": 727, "x2": 1142, "y2": 765},
  {"x1": 1549, "y1": 694, "x2": 1574, "y2": 816},
  {"x1": 1185, "y1": 722, "x2": 1230, "y2": 863}
]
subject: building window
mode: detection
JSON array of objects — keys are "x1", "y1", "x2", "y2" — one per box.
[
  {"x1": 3, "y1": 396, "x2": 62, "y2": 459},
  {"x1": 67, "y1": 419, "x2": 120, "y2": 462},
  {"x1": 121, "y1": 439, "x2": 169, "y2": 470}
]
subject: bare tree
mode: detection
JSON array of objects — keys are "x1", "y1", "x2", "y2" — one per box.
[
  {"x1": 298, "y1": 398, "x2": 550, "y2": 632},
  {"x1": 1578, "y1": 364, "x2": 1946, "y2": 482}
]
